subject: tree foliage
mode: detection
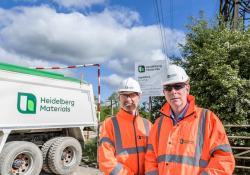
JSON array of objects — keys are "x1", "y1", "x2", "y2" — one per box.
[
  {"x1": 82, "y1": 137, "x2": 98, "y2": 166},
  {"x1": 181, "y1": 17, "x2": 250, "y2": 125},
  {"x1": 140, "y1": 97, "x2": 166, "y2": 123},
  {"x1": 180, "y1": 18, "x2": 250, "y2": 172},
  {"x1": 100, "y1": 92, "x2": 119, "y2": 121}
]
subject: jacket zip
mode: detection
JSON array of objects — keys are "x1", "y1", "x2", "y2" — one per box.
[{"x1": 133, "y1": 114, "x2": 140, "y2": 175}]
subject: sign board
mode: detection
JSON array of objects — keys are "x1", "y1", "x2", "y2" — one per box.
[{"x1": 135, "y1": 60, "x2": 168, "y2": 97}]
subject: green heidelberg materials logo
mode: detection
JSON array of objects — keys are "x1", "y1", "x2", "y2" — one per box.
[
  {"x1": 17, "y1": 92, "x2": 75, "y2": 114},
  {"x1": 17, "y1": 92, "x2": 37, "y2": 114},
  {"x1": 138, "y1": 65, "x2": 145, "y2": 73}
]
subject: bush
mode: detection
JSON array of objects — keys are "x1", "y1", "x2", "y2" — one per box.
[{"x1": 82, "y1": 137, "x2": 98, "y2": 166}]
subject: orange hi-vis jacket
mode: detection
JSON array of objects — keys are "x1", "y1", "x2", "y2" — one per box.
[
  {"x1": 145, "y1": 95, "x2": 235, "y2": 175},
  {"x1": 99, "y1": 109, "x2": 152, "y2": 175}
]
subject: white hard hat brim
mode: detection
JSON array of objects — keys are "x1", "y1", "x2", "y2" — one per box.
[
  {"x1": 162, "y1": 78, "x2": 189, "y2": 85},
  {"x1": 118, "y1": 89, "x2": 142, "y2": 94}
]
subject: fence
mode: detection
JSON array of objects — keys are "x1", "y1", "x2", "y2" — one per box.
[{"x1": 225, "y1": 125, "x2": 250, "y2": 173}]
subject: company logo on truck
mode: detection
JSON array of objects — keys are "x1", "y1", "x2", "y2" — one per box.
[
  {"x1": 40, "y1": 97, "x2": 74, "y2": 112},
  {"x1": 17, "y1": 92, "x2": 75, "y2": 114},
  {"x1": 17, "y1": 92, "x2": 37, "y2": 114}
]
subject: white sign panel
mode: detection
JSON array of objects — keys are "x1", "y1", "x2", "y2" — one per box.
[{"x1": 135, "y1": 60, "x2": 168, "y2": 97}]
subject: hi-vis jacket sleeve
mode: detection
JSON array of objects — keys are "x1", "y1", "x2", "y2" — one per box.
[
  {"x1": 98, "y1": 119, "x2": 135, "y2": 175},
  {"x1": 145, "y1": 118, "x2": 160, "y2": 175},
  {"x1": 201, "y1": 112, "x2": 235, "y2": 175}
]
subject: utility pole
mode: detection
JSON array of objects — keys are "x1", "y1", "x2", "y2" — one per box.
[
  {"x1": 110, "y1": 99, "x2": 114, "y2": 116},
  {"x1": 149, "y1": 96, "x2": 152, "y2": 120},
  {"x1": 219, "y1": 0, "x2": 250, "y2": 30},
  {"x1": 232, "y1": 0, "x2": 240, "y2": 30}
]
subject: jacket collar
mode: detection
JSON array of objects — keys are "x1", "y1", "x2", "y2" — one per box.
[
  {"x1": 116, "y1": 108, "x2": 137, "y2": 121},
  {"x1": 160, "y1": 95, "x2": 196, "y2": 117}
]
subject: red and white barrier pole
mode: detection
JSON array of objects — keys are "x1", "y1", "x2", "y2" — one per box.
[{"x1": 31, "y1": 64, "x2": 101, "y2": 122}]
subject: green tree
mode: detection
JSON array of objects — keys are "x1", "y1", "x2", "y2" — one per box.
[
  {"x1": 100, "y1": 92, "x2": 119, "y2": 121},
  {"x1": 140, "y1": 97, "x2": 166, "y2": 123},
  {"x1": 181, "y1": 17, "x2": 250, "y2": 125},
  {"x1": 108, "y1": 92, "x2": 119, "y2": 104},
  {"x1": 180, "y1": 17, "x2": 250, "y2": 173},
  {"x1": 82, "y1": 137, "x2": 98, "y2": 166}
]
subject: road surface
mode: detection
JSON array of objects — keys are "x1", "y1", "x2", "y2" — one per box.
[
  {"x1": 40, "y1": 166, "x2": 102, "y2": 175},
  {"x1": 71, "y1": 166, "x2": 102, "y2": 175}
]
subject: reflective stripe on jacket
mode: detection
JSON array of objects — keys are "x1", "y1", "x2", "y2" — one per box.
[
  {"x1": 145, "y1": 95, "x2": 235, "y2": 175},
  {"x1": 99, "y1": 109, "x2": 152, "y2": 175}
]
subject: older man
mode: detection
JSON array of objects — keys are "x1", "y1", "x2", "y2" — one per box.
[
  {"x1": 99, "y1": 77, "x2": 152, "y2": 175},
  {"x1": 145, "y1": 64, "x2": 235, "y2": 175}
]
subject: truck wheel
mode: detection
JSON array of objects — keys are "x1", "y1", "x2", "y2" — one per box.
[
  {"x1": 48, "y1": 137, "x2": 82, "y2": 174},
  {"x1": 0, "y1": 141, "x2": 43, "y2": 175},
  {"x1": 41, "y1": 137, "x2": 62, "y2": 173}
]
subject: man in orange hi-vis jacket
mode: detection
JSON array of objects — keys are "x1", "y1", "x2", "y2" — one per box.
[
  {"x1": 145, "y1": 64, "x2": 235, "y2": 175},
  {"x1": 99, "y1": 77, "x2": 152, "y2": 175}
]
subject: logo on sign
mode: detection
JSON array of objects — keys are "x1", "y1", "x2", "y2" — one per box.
[
  {"x1": 138, "y1": 65, "x2": 145, "y2": 73},
  {"x1": 17, "y1": 92, "x2": 37, "y2": 114}
]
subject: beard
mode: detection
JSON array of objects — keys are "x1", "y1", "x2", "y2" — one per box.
[{"x1": 122, "y1": 103, "x2": 137, "y2": 113}]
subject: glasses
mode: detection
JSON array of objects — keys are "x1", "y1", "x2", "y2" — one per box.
[
  {"x1": 120, "y1": 93, "x2": 138, "y2": 98},
  {"x1": 164, "y1": 83, "x2": 186, "y2": 91}
]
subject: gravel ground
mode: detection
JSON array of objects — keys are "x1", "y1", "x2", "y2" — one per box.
[
  {"x1": 71, "y1": 166, "x2": 102, "y2": 175},
  {"x1": 40, "y1": 166, "x2": 102, "y2": 175}
]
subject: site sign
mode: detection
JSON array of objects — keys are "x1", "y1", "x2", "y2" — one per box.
[{"x1": 135, "y1": 60, "x2": 168, "y2": 97}]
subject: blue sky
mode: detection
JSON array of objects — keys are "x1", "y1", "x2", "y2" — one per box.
[{"x1": 0, "y1": 0, "x2": 218, "y2": 102}]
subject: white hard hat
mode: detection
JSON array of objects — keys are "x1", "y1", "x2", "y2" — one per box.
[
  {"x1": 163, "y1": 64, "x2": 189, "y2": 85},
  {"x1": 118, "y1": 77, "x2": 142, "y2": 94}
]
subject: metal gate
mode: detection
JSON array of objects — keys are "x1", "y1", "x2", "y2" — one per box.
[{"x1": 225, "y1": 125, "x2": 250, "y2": 174}]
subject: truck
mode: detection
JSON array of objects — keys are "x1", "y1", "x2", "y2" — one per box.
[{"x1": 0, "y1": 62, "x2": 98, "y2": 175}]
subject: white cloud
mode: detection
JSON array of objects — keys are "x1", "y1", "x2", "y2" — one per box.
[
  {"x1": 107, "y1": 6, "x2": 141, "y2": 27},
  {"x1": 0, "y1": 47, "x2": 74, "y2": 76},
  {"x1": 0, "y1": 47, "x2": 49, "y2": 67},
  {"x1": 0, "y1": 6, "x2": 185, "y2": 76},
  {"x1": 52, "y1": 0, "x2": 107, "y2": 9},
  {"x1": 105, "y1": 26, "x2": 184, "y2": 74},
  {"x1": 102, "y1": 74, "x2": 124, "y2": 88}
]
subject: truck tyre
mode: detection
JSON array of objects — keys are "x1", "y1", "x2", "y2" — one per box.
[
  {"x1": 48, "y1": 137, "x2": 82, "y2": 175},
  {"x1": 41, "y1": 137, "x2": 62, "y2": 173},
  {"x1": 0, "y1": 141, "x2": 43, "y2": 175}
]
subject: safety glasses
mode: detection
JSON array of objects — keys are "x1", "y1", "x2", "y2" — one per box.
[
  {"x1": 164, "y1": 83, "x2": 186, "y2": 91},
  {"x1": 120, "y1": 92, "x2": 139, "y2": 98}
]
